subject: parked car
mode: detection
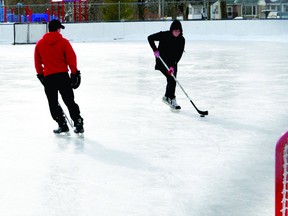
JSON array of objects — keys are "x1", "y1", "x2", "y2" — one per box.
[{"x1": 267, "y1": 11, "x2": 288, "y2": 19}]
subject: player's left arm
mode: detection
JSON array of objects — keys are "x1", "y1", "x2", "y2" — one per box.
[{"x1": 64, "y1": 40, "x2": 78, "y2": 74}]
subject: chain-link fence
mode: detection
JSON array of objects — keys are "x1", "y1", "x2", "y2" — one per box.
[{"x1": 1, "y1": 1, "x2": 288, "y2": 22}]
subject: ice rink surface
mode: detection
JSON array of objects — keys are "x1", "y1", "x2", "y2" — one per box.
[{"x1": 0, "y1": 39, "x2": 288, "y2": 216}]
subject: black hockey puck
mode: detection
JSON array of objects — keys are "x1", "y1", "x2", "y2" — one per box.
[{"x1": 200, "y1": 114, "x2": 205, "y2": 117}]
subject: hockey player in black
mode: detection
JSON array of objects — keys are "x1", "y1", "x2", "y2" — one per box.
[{"x1": 148, "y1": 20, "x2": 185, "y2": 110}]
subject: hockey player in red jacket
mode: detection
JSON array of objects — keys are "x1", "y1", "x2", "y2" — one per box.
[{"x1": 34, "y1": 19, "x2": 84, "y2": 134}]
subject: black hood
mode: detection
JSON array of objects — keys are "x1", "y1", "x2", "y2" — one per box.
[{"x1": 170, "y1": 20, "x2": 183, "y2": 33}]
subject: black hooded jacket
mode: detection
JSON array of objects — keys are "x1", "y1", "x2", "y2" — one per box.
[{"x1": 148, "y1": 20, "x2": 185, "y2": 71}]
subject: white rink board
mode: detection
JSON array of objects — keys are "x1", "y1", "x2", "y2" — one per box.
[{"x1": 1, "y1": 20, "x2": 288, "y2": 43}]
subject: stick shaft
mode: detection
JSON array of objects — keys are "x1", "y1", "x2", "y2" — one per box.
[
  {"x1": 158, "y1": 56, "x2": 208, "y2": 116},
  {"x1": 58, "y1": 103, "x2": 74, "y2": 128}
]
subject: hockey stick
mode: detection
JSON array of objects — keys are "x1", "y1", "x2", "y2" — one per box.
[
  {"x1": 158, "y1": 56, "x2": 208, "y2": 117},
  {"x1": 58, "y1": 103, "x2": 74, "y2": 128},
  {"x1": 58, "y1": 103, "x2": 84, "y2": 136}
]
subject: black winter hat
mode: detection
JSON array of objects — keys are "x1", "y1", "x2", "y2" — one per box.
[
  {"x1": 170, "y1": 20, "x2": 183, "y2": 33},
  {"x1": 48, "y1": 19, "x2": 65, "y2": 32}
]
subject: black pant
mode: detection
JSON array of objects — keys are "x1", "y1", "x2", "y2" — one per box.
[
  {"x1": 44, "y1": 73, "x2": 81, "y2": 124},
  {"x1": 159, "y1": 68, "x2": 178, "y2": 100}
]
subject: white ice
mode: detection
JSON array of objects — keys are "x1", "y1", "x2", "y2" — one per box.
[{"x1": 0, "y1": 39, "x2": 287, "y2": 216}]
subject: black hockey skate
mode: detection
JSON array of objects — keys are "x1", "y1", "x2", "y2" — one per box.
[
  {"x1": 53, "y1": 124, "x2": 69, "y2": 134},
  {"x1": 74, "y1": 118, "x2": 84, "y2": 134},
  {"x1": 53, "y1": 118, "x2": 69, "y2": 134}
]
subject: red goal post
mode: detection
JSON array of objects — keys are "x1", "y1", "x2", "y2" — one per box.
[{"x1": 276, "y1": 131, "x2": 288, "y2": 216}]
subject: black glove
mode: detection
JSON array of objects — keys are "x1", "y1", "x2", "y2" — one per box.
[
  {"x1": 37, "y1": 74, "x2": 45, "y2": 86},
  {"x1": 70, "y1": 70, "x2": 81, "y2": 89}
]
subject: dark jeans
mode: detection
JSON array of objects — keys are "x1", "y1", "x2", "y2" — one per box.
[
  {"x1": 44, "y1": 72, "x2": 81, "y2": 124},
  {"x1": 159, "y1": 68, "x2": 178, "y2": 100}
]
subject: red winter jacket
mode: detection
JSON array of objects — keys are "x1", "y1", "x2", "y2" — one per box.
[{"x1": 34, "y1": 32, "x2": 78, "y2": 77}]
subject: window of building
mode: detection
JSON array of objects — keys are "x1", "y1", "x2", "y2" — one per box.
[{"x1": 243, "y1": 5, "x2": 256, "y2": 16}]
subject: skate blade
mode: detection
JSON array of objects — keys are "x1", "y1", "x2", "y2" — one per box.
[
  {"x1": 75, "y1": 132, "x2": 84, "y2": 138},
  {"x1": 170, "y1": 107, "x2": 181, "y2": 113},
  {"x1": 162, "y1": 100, "x2": 170, "y2": 105},
  {"x1": 54, "y1": 131, "x2": 71, "y2": 136}
]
